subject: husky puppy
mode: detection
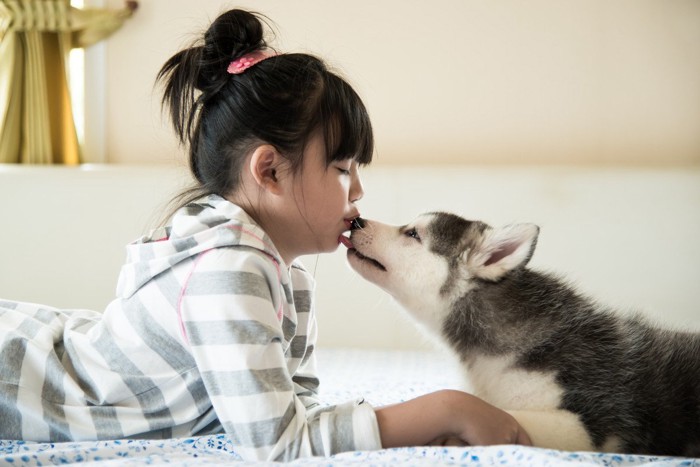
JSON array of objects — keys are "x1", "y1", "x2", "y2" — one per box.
[{"x1": 346, "y1": 213, "x2": 700, "y2": 456}]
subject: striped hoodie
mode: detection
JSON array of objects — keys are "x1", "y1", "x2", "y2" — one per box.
[{"x1": 0, "y1": 195, "x2": 381, "y2": 461}]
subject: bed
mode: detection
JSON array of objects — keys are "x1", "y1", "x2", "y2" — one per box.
[
  {"x1": 1, "y1": 348, "x2": 695, "y2": 466},
  {"x1": 1, "y1": 165, "x2": 698, "y2": 465}
]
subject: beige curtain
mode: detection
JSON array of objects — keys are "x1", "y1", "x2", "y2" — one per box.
[{"x1": 0, "y1": 0, "x2": 135, "y2": 164}]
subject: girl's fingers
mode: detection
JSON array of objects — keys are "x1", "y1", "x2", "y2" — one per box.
[{"x1": 516, "y1": 427, "x2": 533, "y2": 446}]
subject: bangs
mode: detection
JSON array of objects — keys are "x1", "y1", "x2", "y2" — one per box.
[{"x1": 319, "y1": 73, "x2": 374, "y2": 166}]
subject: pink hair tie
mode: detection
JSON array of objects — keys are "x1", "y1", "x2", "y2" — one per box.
[{"x1": 227, "y1": 50, "x2": 276, "y2": 75}]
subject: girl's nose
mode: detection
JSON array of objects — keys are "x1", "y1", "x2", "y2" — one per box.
[
  {"x1": 350, "y1": 179, "x2": 365, "y2": 203},
  {"x1": 350, "y1": 174, "x2": 364, "y2": 203}
]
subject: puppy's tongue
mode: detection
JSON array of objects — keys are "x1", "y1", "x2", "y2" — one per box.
[{"x1": 338, "y1": 235, "x2": 353, "y2": 249}]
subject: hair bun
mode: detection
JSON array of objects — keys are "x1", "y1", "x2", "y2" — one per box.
[{"x1": 197, "y1": 9, "x2": 267, "y2": 93}]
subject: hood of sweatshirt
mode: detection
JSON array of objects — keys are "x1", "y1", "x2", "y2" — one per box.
[{"x1": 116, "y1": 195, "x2": 284, "y2": 298}]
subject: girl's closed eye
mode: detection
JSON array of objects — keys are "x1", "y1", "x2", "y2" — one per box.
[{"x1": 336, "y1": 165, "x2": 351, "y2": 175}]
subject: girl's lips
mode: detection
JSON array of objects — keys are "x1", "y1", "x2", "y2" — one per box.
[
  {"x1": 340, "y1": 216, "x2": 359, "y2": 248},
  {"x1": 344, "y1": 216, "x2": 360, "y2": 230}
]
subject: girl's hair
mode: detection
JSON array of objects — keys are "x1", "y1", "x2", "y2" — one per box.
[{"x1": 157, "y1": 9, "x2": 374, "y2": 213}]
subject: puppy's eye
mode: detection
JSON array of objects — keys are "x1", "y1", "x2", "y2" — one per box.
[{"x1": 405, "y1": 228, "x2": 421, "y2": 242}]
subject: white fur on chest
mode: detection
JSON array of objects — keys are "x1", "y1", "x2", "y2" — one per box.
[
  {"x1": 465, "y1": 354, "x2": 564, "y2": 410},
  {"x1": 465, "y1": 354, "x2": 600, "y2": 451}
]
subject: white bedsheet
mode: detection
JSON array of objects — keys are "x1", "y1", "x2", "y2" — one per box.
[{"x1": 1, "y1": 349, "x2": 696, "y2": 466}]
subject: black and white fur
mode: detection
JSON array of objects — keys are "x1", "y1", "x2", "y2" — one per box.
[{"x1": 346, "y1": 213, "x2": 700, "y2": 456}]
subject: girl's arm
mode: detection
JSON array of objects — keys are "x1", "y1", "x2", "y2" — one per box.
[
  {"x1": 180, "y1": 249, "x2": 379, "y2": 461},
  {"x1": 375, "y1": 389, "x2": 532, "y2": 448}
]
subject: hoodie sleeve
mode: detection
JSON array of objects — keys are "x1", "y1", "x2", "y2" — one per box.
[{"x1": 178, "y1": 247, "x2": 381, "y2": 461}]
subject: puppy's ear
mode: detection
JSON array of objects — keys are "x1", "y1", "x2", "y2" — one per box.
[{"x1": 467, "y1": 224, "x2": 539, "y2": 281}]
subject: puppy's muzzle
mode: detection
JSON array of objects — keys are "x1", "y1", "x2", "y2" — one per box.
[{"x1": 351, "y1": 217, "x2": 366, "y2": 230}]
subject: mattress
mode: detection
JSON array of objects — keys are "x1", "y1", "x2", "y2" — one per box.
[{"x1": 1, "y1": 348, "x2": 695, "y2": 466}]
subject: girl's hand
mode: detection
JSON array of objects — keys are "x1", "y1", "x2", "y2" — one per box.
[
  {"x1": 429, "y1": 436, "x2": 466, "y2": 446},
  {"x1": 441, "y1": 389, "x2": 532, "y2": 446},
  {"x1": 375, "y1": 389, "x2": 532, "y2": 448}
]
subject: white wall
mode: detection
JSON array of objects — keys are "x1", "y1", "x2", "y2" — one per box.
[
  {"x1": 97, "y1": 0, "x2": 700, "y2": 166},
  {"x1": 0, "y1": 165, "x2": 190, "y2": 309},
  {"x1": 1, "y1": 165, "x2": 698, "y2": 350}
]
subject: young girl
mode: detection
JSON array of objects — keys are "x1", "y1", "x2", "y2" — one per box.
[{"x1": 0, "y1": 9, "x2": 530, "y2": 461}]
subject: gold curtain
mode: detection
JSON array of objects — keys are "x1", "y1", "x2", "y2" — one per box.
[{"x1": 0, "y1": 0, "x2": 135, "y2": 164}]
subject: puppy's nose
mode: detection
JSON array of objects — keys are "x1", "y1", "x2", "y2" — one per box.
[{"x1": 351, "y1": 217, "x2": 365, "y2": 230}]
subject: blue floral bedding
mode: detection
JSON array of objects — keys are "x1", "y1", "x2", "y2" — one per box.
[{"x1": 1, "y1": 349, "x2": 697, "y2": 466}]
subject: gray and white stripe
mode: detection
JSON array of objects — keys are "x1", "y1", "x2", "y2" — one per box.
[{"x1": 0, "y1": 195, "x2": 380, "y2": 460}]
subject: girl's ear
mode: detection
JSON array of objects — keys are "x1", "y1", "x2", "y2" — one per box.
[
  {"x1": 249, "y1": 145, "x2": 284, "y2": 194},
  {"x1": 467, "y1": 224, "x2": 540, "y2": 282}
]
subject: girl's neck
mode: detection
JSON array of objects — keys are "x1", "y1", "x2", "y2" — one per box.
[{"x1": 225, "y1": 192, "x2": 297, "y2": 267}]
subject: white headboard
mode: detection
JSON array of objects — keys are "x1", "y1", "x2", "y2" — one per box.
[{"x1": 1, "y1": 164, "x2": 698, "y2": 349}]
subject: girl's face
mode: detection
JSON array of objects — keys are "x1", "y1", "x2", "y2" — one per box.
[{"x1": 277, "y1": 133, "x2": 364, "y2": 263}]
